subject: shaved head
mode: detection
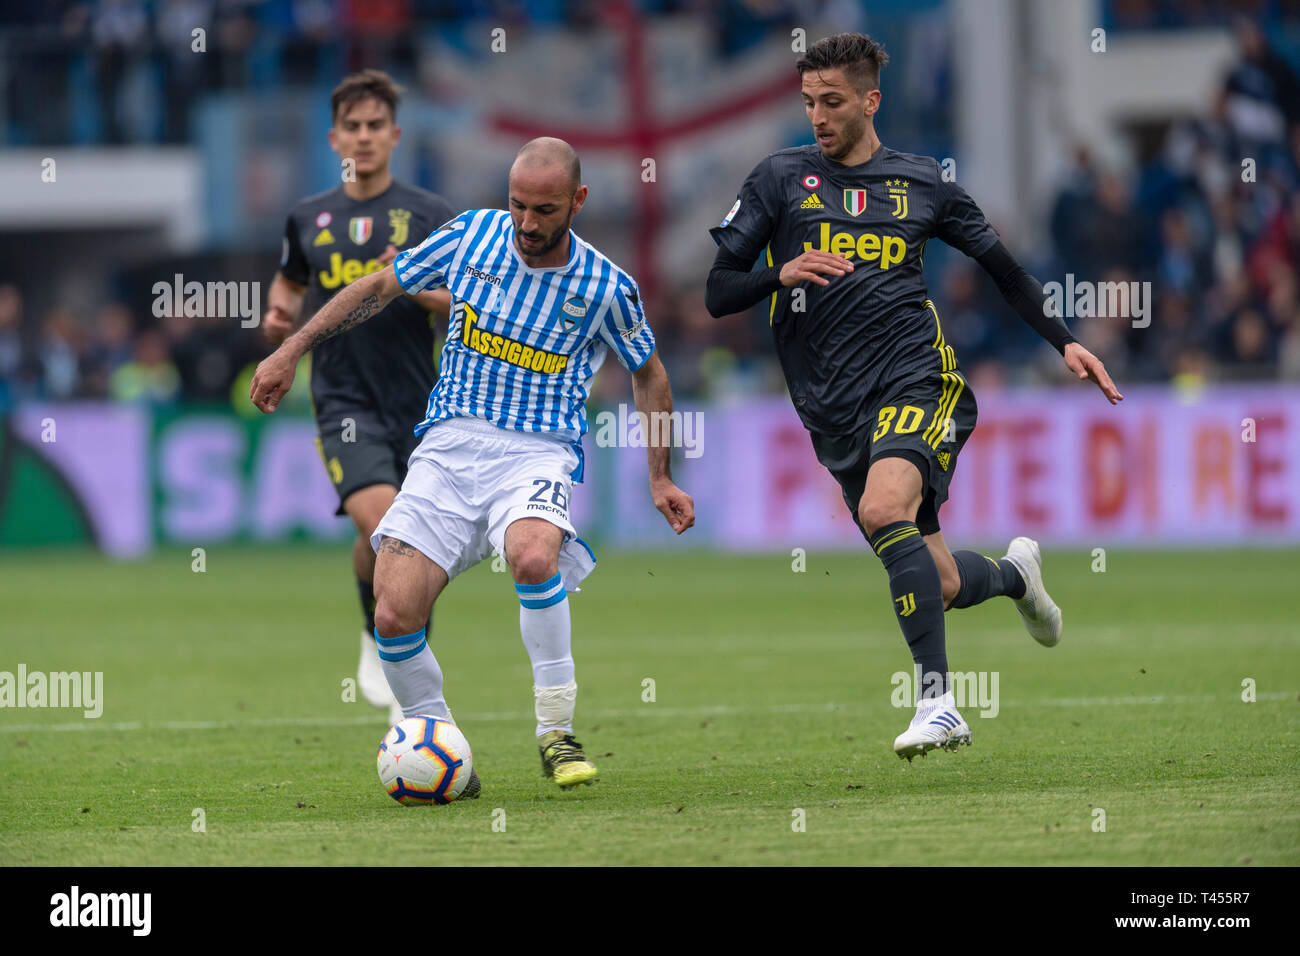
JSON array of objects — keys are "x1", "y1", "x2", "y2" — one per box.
[
  {"x1": 507, "y1": 137, "x2": 587, "y2": 266},
  {"x1": 511, "y1": 137, "x2": 581, "y2": 192}
]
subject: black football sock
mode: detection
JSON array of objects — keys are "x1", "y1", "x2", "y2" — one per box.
[
  {"x1": 868, "y1": 521, "x2": 949, "y2": 698},
  {"x1": 357, "y1": 576, "x2": 377, "y2": 633},
  {"x1": 949, "y1": 550, "x2": 1025, "y2": 608}
]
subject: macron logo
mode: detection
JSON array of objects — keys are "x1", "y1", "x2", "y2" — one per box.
[
  {"x1": 465, "y1": 265, "x2": 502, "y2": 286},
  {"x1": 50, "y1": 886, "x2": 151, "y2": 936}
]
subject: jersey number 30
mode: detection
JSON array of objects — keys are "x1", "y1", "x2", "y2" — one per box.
[{"x1": 873, "y1": 404, "x2": 925, "y2": 440}]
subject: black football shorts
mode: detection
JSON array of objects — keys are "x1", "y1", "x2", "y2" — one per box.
[
  {"x1": 811, "y1": 371, "x2": 977, "y2": 537},
  {"x1": 315, "y1": 410, "x2": 420, "y2": 517}
]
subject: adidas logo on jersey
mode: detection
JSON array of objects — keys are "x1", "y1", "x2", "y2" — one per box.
[
  {"x1": 800, "y1": 193, "x2": 825, "y2": 209},
  {"x1": 313, "y1": 228, "x2": 335, "y2": 246},
  {"x1": 937, "y1": 451, "x2": 951, "y2": 471}
]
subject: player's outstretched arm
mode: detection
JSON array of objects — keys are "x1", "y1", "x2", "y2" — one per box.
[
  {"x1": 974, "y1": 241, "x2": 1123, "y2": 405},
  {"x1": 630, "y1": 352, "x2": 695, "y2": 535},
  {"x1": 250, "y1": 264, "x2": 403, "y2": 413},
  {"x1": 1063, "y1": 341, "x2": 1123, "y2": 405}
]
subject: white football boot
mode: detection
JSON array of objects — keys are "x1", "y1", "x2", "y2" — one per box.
[
  {"x1": 894, "y1": 690, "x2": 971, "y2": 761},
  {"x1": 1001, "y1": 537, "x2": 1063, "y2": 647},
  {"x1": 357, "y1": 627, "x2": 401, "y2": 718}
]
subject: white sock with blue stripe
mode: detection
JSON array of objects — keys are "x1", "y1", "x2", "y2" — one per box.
[
  {"x1": 516, "y1": 573, "x2": 576, "y2": 736},
  {"x1": 374, "y1": 626, "x2": 451, "y2": 722}
]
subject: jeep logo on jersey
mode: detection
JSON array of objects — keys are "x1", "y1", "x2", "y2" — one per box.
[
  {"x1": 561, "y1": 296, "x2": 588, "y2": 328},
  {"x1": 843, "y1": 189, "x2": 867, "y2": 216},
  {"x1": 803, "y1": 223, "x2": 907, "y2": 269},
  {"x1": 461, "y1": 303, "x2": 570, "y2": 374},
  {"x1": 349, "y1": 217, "x2": 372, "y2": 244},
  {"x1": 319, "y1": 252, "x2": 384, "y2": 289}
]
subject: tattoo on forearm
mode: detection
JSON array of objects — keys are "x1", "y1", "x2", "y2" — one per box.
[{"x1": 305, "y1": 293, "x2": 381, "y2": 351}]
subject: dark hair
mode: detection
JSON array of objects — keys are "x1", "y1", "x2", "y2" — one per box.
[
  {"x1": 795, "y1": 33, "x2": 889, "y2": 94},
  {"x1": 331, "y1": 69, "x2": 402, "y2": 123}
]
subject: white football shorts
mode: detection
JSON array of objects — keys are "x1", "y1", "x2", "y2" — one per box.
[{"x1": 371, "y1": 416, "x2": 596, "y2": 590}]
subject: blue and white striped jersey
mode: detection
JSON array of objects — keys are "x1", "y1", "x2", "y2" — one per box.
[{"x1": 393, "y1": 209, "x2": 656, "y2": 455}]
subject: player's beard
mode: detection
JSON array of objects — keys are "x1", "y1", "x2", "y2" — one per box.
[
  {"x1": 823, "y1": 111, "x2": 867, "y2": 162},
  {"x1": 519, "y1": 211, "x2": 572, "y2": 259}
]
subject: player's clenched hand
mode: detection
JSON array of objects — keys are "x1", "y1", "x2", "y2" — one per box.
[
  {"x1": 1064, "y1": 342, "x2": 1123, "y2": 405},
  {"x1": 779, "y1": 250, "x2": 853, "y2": 288},
  {"x1": 651, "y1": 477, "x2": 695, "y2": 535},
  {"x1": 263, "y1": 305, "x2": 295, "y2": 345},
  {"x1": 377, "y1": 244, "x2": 400, "y2": 267},
  {"x1": 250, "y1": 346, "x2": 298, "y2": 414}
]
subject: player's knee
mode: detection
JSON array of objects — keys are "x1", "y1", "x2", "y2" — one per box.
[
  {"x1": 350, "y1": 510, "x2": 386, "y2": 541},
  {"x1": 939, "y1": 565, "x2": 961, "y2": 606},
  {"x1": 509, "y1": 548, "x2": 559, "y2": 586},
  {"x1": 858, "y1": 497, "x2": 908, "y2": 537},
  {"x1": 353, "y1": 531, "x2": 377, "y2": 563},
  {"x1": 344, "y1": 489, "x2": 397, "y2": 540},
  {"x1": 373, "y1": 600, "x2": 425, "y2": 640}
]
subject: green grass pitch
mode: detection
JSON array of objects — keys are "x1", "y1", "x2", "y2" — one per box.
[{"x1": 1, "y1": 544, "x2": 1296, "y2": 866}]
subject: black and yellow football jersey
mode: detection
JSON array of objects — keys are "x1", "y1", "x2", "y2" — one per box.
[
  {"x1": 709, "y1": 144, "x2": 998, "y2": 440},
  {"x1": 280, "y1": 181, "x2": 453, "y2": 437}
]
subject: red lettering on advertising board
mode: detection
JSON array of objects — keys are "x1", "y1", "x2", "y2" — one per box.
[
  {"x1": 1193, "y1": 425, "x2": 1236, "y2": 513},
  {"x1": 1245, "y1": 413, "x2": 1287, "y2": 523},
  {"x1": 1085, "y1": 422, "x2": 1125, "y2": 521},
  {"x1": 1009, "y1": 418, "x2": 1049, "y2": 524}
]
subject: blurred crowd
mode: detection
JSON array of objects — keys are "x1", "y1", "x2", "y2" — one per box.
[
  {"x1": 1, "y1": 6, "x2": 1298, "y2": 413},
  {"x1": 1036, "y1": 19, "x2": 1300, "y2": 387},
  {"x1": 0, "y1": 0, "x2": 844, "y2": 145},
  {"x1": 614, "y1": 17, "x2": 1300, "y2": 401},
  {"x1": 0, "y1": 289, "x2": 260, "y2": 409}
]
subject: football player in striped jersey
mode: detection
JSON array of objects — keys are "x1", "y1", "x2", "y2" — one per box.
[{"x1": 252, "y1": 137, "x2": 694, "y2": 790}]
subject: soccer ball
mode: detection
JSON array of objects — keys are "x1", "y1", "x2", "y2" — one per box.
[{"x1": 377, "y1": 715, "x2": 474, "y2": 805}]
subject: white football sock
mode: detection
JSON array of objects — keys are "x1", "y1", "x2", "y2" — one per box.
[
  {"x1": 516, "y1": 573, "x2": 576, "y2": 735},
  {"x1": 534, "y1": 681, "x2": 578, "y2": 737},
  {"x1": 374, "y1": 626, "x2": 451, "y2": 721}
]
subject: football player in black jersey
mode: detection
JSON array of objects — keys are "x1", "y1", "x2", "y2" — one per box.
[
  {"x1": 707, "y1": 33, "x2": 1122, "y2": 759},
  {"x1": 263, "y1": 70, "x2": 454, "y2": 727}
]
